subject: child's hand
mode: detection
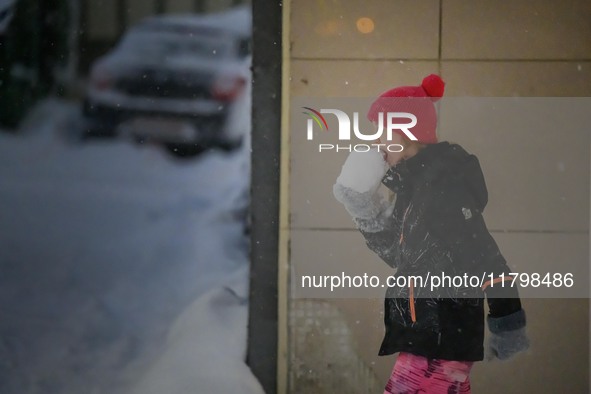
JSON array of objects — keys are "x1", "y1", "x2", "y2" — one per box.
[
  {"x1": 485, "y1": 327, "x2": 530, "y2": 361},
  {"x1": 485, "y1": 310, "x2": 530, "y2": 361},
  {"x1": 333, "y1": 150, "x2": 389, "y2": 220}
]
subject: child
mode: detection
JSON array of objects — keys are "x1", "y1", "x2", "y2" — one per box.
[{"x1": 333, "y1": 75, "x2": 529, "y2": 393}]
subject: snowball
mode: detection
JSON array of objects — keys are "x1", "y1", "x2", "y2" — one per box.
[{"x1": 336, "y1": 150, "x2": 388, "y2": 193}]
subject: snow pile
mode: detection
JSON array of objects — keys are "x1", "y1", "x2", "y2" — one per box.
[
  {"x1": 0, "y1": 109, "x2": 260, "y2": 393},
  {"x1": 128, "y1": 266, "x2": 263, "y2": 394}
]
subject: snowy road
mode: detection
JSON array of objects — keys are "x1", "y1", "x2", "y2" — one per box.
[{"x1": 0, "y1": 124, "x2": 263, "y2": 393}]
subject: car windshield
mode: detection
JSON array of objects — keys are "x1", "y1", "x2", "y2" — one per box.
[{"x1": 119, "y1": 30, "x2": 232, "y2": 60}]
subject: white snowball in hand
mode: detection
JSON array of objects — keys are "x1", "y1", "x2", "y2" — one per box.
[{"x1": 336, "y1": 150, "x2": 389, "y2": 193}]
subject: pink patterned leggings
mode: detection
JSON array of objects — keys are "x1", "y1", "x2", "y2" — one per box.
[{"x1": 384, "y1": 352, "x2": 474, "y2": 394}]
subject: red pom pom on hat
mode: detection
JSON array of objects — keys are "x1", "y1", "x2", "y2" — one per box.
[
  {"x1": 421, "y1": 74, "x2": 445, "y2": 101},
  {"x1": 366, "y1": 74, "x2": 446, "y2": 144}
]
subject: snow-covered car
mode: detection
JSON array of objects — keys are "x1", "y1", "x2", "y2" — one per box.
[{"x1": 83, "y1": 6, "x2": 251, "y2": 152}]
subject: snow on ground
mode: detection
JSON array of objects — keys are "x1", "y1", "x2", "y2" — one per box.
[{"x1": 0, "y1": 101, "x2": 262, "y2": 393}]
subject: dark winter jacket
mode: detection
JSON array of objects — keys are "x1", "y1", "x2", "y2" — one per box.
[{"x1": 354, "y1": 142, "x2": 525, "y2": 361}]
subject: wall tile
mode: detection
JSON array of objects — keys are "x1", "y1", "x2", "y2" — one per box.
[
  {"x1": 442, "y1": 0, "x2": 591, "y2": 59},
  {"x1": 441, "y1": 61, "x2": 591, "y2": 96},
  {"x1": 291, "y1": 0, "x2": 439, "y2": 60}
]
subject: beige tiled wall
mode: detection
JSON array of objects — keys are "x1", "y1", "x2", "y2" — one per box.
[
  {"x1": 441, "y1": 62, "x2": 591, "y2": 97},
  {"x1": 441, "y1": 0, "x2": 591, "y2": 60},
  {"x1": 291, "y1": 60, "x2": 440, "y2": 97},
  {"x1": 291, "y1": 0, "x2": 440, "y2": 60},
  {"x1": 288, "y1": 0, "x2": 590, "y2": 393}
]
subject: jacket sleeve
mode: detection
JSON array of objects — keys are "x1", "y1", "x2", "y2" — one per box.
[
  {"x1": 427, "y1": 179, "x2": 524, "y2": 321},
  {"x1": 332, "y1": 150, "x2": 402, "y2": 268},
  {"x1": 355, "y1": 200, "x2": 401, "y2": 269},
  {"x1": 333, "y1": 183, "x2": 401, "y2": 269}
]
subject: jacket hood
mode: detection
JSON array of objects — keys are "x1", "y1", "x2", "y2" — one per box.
[
  {"x1": 441, "y1": 143, "x2": 489, "y2": 212},
  {"x1": 384, "y1": 142, "x2": 489, "y2": 212}
]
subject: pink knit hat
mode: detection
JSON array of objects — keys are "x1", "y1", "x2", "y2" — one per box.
[{"x1": 367, "y1": 74, "x2": 445, "y2": 144}]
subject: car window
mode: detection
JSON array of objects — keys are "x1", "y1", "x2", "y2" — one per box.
[
  {"x1": 136, "y1": 21, "x2": 222, "y2": 38},
  {"x1": 119, "y1": 31, "x2": 232, "y2": 60}
]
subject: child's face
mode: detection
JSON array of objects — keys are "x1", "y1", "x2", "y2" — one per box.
[{"x1": 372, "y1": 121, "x2": 406, "y2": 166}]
